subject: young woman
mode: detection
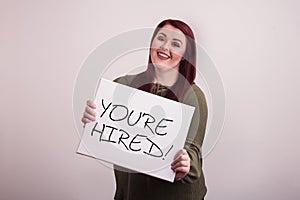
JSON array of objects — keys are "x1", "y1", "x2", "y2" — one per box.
[{"x1": 82, "y1": 19, "x2": 208, "y2": 200}]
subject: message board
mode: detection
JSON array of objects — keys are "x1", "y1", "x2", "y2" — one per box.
[{"x1": 77, "y1": 78, "x2": 195, "y2": 182}]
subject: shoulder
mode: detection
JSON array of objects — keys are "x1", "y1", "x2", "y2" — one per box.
[
  {"x1": 113, "y1": 74, "x2": 137, "y2": 86},
  {"x1": 183, "y1": 84, "x2": 207, "y2": 108}
]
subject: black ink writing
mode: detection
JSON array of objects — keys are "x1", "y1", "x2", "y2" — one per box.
[
  {"x1": 100, "y1": 99, "x2": 112, "y2": 118},
  {"x1": 109, "y1": 104, "x2": 129, "y2": 121},
  {"x1": 92, "y1": 99, "x2": 176, "y2": 159},
  {"x1": 129, "y1": 134, "x2": 147, "y2": 152},
  {"x1": 155, "y1": 118, "x2": 174, "y2": 136},
  {"x1": 143, "y1": 137, "x2": 164, "y2": 157},
  {"x1": 142, "y1": 113, "x2": 156, "y2": 134},
  {"x1": 90, "y1": 122, "x2": 174, "y2": 159},
  {"x1": 99, "y1": 99, "x2": 174, "y2": 137},
  {"x1": 127, "y1": 110, "x2": 142, "y2": 126},
  {"x1": 118, "y1": 129, "x2": 130, "y2": 150}
]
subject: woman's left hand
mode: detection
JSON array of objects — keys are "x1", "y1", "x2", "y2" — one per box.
[{"x1": 171, "y1": 149, "x2": 190, "y2": 181}]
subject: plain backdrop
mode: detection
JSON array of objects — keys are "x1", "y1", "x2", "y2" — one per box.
[{"x1": 1, "y1": 0, "x2": 299, "y2": 199}]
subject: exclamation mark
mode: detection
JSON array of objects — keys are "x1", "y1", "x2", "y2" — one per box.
[{"x1": 162, "y1": 145, "x2": 174, "y2": 160}]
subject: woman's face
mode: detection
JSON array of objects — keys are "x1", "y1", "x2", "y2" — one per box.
[{"x1": 150, "y1": 24, "x2": 187, "y2": 72}]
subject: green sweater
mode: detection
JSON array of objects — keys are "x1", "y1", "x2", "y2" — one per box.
[{"x1": 113, "y1": 75, "x2": 208, "y2": 200}]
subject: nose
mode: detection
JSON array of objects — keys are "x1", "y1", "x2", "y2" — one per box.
[{"x1": 160, "y1": 41, "x2": 170, "y2": 51}]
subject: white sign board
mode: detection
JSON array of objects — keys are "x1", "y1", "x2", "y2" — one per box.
[{"x1": 77, "y1": 78, "x2": 195, "y2": 182}]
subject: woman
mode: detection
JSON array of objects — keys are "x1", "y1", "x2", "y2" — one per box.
[{"x1": 82, "y1": 19, "x2": 208, "y2": 200}]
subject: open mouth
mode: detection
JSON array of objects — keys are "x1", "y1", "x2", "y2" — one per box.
[{"x1": 157, "y1": 51, "x2": 171, "y2": 60}]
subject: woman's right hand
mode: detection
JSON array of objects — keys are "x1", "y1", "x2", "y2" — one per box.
[{"x1": 81, "y1": 100, "x2": 97, "y2": 125}]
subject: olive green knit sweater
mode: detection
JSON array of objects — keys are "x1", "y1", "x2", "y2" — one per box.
[{"x1": 113, "y1": 75, "x2": 208, "y2": 200}]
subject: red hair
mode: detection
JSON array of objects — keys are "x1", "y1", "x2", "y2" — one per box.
[{"x1": 130, "y1": 19, "x2": 197, "y2": 102}]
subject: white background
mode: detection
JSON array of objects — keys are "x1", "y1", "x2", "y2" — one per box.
[{"x1": 1, "y1": 0, "x2": 299, "y2": 199}]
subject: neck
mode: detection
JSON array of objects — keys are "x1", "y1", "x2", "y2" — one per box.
[{"x1": 153, "y1": 67, "x2": 179, "y2": 87}]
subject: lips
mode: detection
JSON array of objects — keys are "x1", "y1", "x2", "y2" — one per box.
[{"x1": 157, "y1": 51, "x2": 171, "y2": 60}]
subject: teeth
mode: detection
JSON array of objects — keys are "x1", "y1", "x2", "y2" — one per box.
[{"x1": 158, "y1": 52, "x2": 169, "y2": 58}]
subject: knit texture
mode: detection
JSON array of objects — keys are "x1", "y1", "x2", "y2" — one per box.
[{"x1": 113, "y1": 75, "x2": 208, "y2": 200}]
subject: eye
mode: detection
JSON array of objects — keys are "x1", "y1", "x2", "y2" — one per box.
[
  {"x1": 172, "y1": 42, "x2": 180, "y2": 48},
  {"x1": 157, "y1": 35, "x2": 165, "y2": 41}
]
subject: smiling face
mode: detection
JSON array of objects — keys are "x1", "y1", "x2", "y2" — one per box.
[{"x1": 150, "y1": 24, "x2": 187, "y2": 73}]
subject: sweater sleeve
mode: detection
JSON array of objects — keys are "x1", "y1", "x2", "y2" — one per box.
[{"x1": 180, "y1": 84, "x2": 208, "y2": 183}]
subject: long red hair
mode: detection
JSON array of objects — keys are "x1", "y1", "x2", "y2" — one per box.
[{"x1": 130, "y1": 19, "x2": 197, "y2": 102}]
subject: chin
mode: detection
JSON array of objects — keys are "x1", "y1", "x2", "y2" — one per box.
[{"x1": 153, "y1": 62, "x2": 170, "y2": 69}]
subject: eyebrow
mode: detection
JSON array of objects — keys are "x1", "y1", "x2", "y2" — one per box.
[{"x1": 158, "y1": 32, "x2": 183, "y2": 44}]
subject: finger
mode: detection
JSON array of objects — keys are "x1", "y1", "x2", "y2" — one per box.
[
  {"x1": 174, "y1": 170, "x2": 189, "y2": 181},
  {"x1": 173, "y1": 166, "x2": 189, "y2": 173},
  {"x1": 171, "y1": 153, "x2": 190, "y2": 167},
  {"x1": 87, "y1": 100, "x2": 96, "y2": 109},
  {"x1": 171, "y1": 160, "x2": 190, "y2": 171},
  {"x1": 174, "y1": 149, "x2": 187, "y2": 158},
  {"x1": 85, "y1": 106, "x2": 97, "y2": 116},
  {"x1": 173, "y1": 149, "x2": 188, "y2": 162},
  {"x1": 82, "y1": 117, "x2": 92, "y2": 124},
  {"x1": 175, "y1": 172, "x2": 186, "y2": 181},
  {"x1": 171, "y1": 152, "x2": 190, "y2": 172},
  {"x1": 83, "y1": 111, "x2": 97, "y2": 121}
]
